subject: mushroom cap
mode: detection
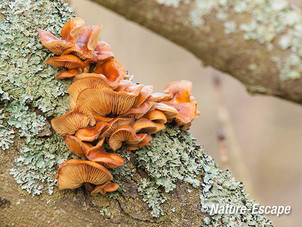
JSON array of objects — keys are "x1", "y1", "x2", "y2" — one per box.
[
  {"x1": 51, "y1": 104, "x2": 96, "y2": 136},
  {"x1": 144, "y1": 110, "x2": 167, "y2": 124},
  {"x1": 93, "y1": 59, "x2": 126, "y2": 89},
  {"x1": 148, "y1": 92, "x2": 173, "y2": 102},
  {"x1": 155, "y1": 103, "x2": 179, "y2": 120},
  {"x1": 75, "y1": 121, "x2": 109, "y2": 142},
  {"x1": 46, "y1": 55, "x2": 84, "y2": 69},
  {"x1": 76, "y1": 88, "x2": 139, "y2": 116},
  {"x1": 108, "y1": 125, "x2": 147, "y2": 151},
  {"x1": 61, "y1": 17, "x2": 85, "y2": 44},
  {"x1": 56, "y1": 69, "x2": 80, "y2": 80},
  {"x1": 167, "y1": 102, "x2": 199, "y2": 126},
  {"x1": 86, "y1": 145, "x2": 124, "y2": 169},
  {"x1": 64, "y1": 134, "x2": 93, "y2": 158},
  {"x1": 57, "y1": 159, "x2": 113, "y2": 190},
  {"x1": 102, "y1": 182, "x2": 119, "y2": 195},
  {"x1": 100, "y1": 117, "x2": 135, "y2": 138},
  {"x1": 38, "y1": 28, "x2": 73, "y2": 55},
  {"x1": 67, "y1": 75, "x2": 111, "y2": 109},
  {"x1": 163, "y1": 80, "x2": 192, "y2": 103},
  {"x1": 62, "y1": 24, "x2": 103, "y2": 60},
  {"x1": 122, "y1": 101, "x2": 156, "y2": 119},
  {"x1": 132, "y1": 118, "x2": 165, "y2": 134},
  {"x1": 133, "y1": 85, "x2": 153, "y2": 108},
  {"x1": 91, "y1": 41, "x2": 115, "y2": 62}
]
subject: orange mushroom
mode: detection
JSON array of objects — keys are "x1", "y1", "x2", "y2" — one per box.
[
  {"x1": 62, "y1": 24, "x2": 103, "y2": 60},
  {"x1": 46, "y1": 55, "x2": 84, "y2": 69},
  {"x1": 91, "y1": 182, "x2": 119, "y2": 196},
  {"x1": 38, "y1": 28, "x2": 73, "y2": 55},
  {"x1": 108, "y1": 125, "x2": 147, "y2": 151},
  {"x1": 86, "y1": 145, "x2": 124, "y2": 169},
  {"x1": 132, "y1": 118, "x2": 165, "y2": 134},
  {"x1": 57, "y1": 159, "x2": 113, "y2": 190},
  {"x1": 114, "y1": 80, "x2": 135, "y2": 92},
  {"x1": 64, "y1": 134, "x2": 93, "y2": 158},
  {"x1": 144, "y1": 110, "x2": 167, "y2": 124},
  {"x1": 51, "y1": 104, "x2": 96, "y2": 135},
  {"x1": 56, "y1": 69, "x2": 80, "y2": 80},
  {"x1": 93, "y1": 59, "x2": 126, "y2": 89},
  {"x1": 61, "y1": 17, "x2": 85, "y2": 44},
  {"x1": 127, "y1": 134, "x2": 152, "y2": 150},
  {"x1": 162, "y1": 80, "x2": 199, "y2": 126},
  {"x1": 75, "y1": 121, "x2": 109, "y2": 142}
]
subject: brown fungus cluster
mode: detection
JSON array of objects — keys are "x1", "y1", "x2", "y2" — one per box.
[{"x1": 39, "y1": 18, "x2": 199, "y2": 196}]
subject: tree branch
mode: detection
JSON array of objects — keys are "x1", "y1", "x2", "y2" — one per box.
[
  {"x1": 0, "y1": 0, "x2": 271, "y2": 226},
  {"x1": 90, "y1": 0, "x2": 302, "y2": 105}
]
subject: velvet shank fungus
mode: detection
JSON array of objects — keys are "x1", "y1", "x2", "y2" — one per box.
[{"x1": 40, "y1": 17, "x2": 199, "y2": 196}]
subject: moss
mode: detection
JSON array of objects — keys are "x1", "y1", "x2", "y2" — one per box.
[{"x1": 0, "y1": 0, "x2": 75, "y2": 195}]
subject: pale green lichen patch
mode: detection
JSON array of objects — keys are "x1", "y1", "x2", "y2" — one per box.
[
  {"x1": 0, "y1": 0, "x2": 75, "y2": 195},
  {"x1": 157, "y1": 0, "x2": 302, "y2": 80}
]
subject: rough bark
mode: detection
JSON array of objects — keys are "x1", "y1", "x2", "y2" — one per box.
[
  {"x1": 89, "y1": 0, "x2": 302, "y2": 105},
  {"x1": 0, "y1": 0, "x2": 271, "y2": 226}
]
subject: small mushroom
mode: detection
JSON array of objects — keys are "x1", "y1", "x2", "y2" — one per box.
[
  {"x1": 86, "y1": 145, "x2": 124, "y2": 169},
  {"x1": 108, "y1": 125, "x2": 147, "y2": 151},
  {"x1": 57, "y1": 159, "x2": 113, "y2": 190},
  {"x1": 75, "y1": 121, "x2": 109, "y2": 142},
  {"x1": 64, "y1": 134, "x2": 93, "y2": 158},
  {"x1": 46, "y1": 55, "x2": 84, "y2": 69},
  {"x1": 56, "y1": 69, "x2": 80, "y2": 80},
  {"x1": 114, "y1": 79, "x2": 134, "y2": 92},
  {"x1": 132, "y1": 118, "x2": 165, "y2": 134},
  {"x1": 51, "y1": 104, "x2": 96, "y2": 135},
  {"x1": 91, "y1": 182, "x2": 119, "y2": 196},
  {"x1": 38, "y1": 28, "x2": 73, "y2": 55},
  {"x1": 61, "y1": 17, "x2": 85, "y2": 44},
  {"x1": 62, "y1": 24, "x2": 103, "y2": 60},
  {"x1": 93, "y1": 59, "x2": 127, "y2": 89},
  {"x1": 144, "y1": 110, "x2": 167, "y2": 124}
]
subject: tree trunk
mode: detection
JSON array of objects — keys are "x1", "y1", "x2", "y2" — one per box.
[
  {"x1": 90, "y1": 0, "x2": 302, "y2": 105},
  {"x1": 0, "y1": 0, "x2": 271, "y2": 226}
]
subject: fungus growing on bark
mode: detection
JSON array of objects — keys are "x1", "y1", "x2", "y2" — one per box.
[
  {"x1": 39, "y1": 17, "x2": 200, "y2": 197},
  {"x1": 57, "y1": 159, "x2": 113, "y2": 190}
]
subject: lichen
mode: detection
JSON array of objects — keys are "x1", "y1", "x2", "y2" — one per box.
[
  {"x1": 157, "y1": 0, "x2": 302, "y2": 80},
  {"x1": 199, "y1": 153, "x2": 272, "y2": 226},
  {"x1": 0, "y1": 0, "x2": 75, "y2": 194}
]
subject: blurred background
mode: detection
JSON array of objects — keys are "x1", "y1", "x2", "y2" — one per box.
[{"x1": 70, "y1": 0, "x2": 302, "y2": 226}]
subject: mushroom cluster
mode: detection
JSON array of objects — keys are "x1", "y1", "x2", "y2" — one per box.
[{"x1": 39, "y1": 18, "x2": 199, "y2": 195}]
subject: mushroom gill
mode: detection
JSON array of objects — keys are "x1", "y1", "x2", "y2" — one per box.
[
  {"x1": 51, "y1": 104, "x2": 96, "y2": 135},
  {"x1": 57, "y1": 159, "x2": 113, "y2": 190},
  {"x1": 64, "y1": 134, "x2": 93, "y2": 158}
]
